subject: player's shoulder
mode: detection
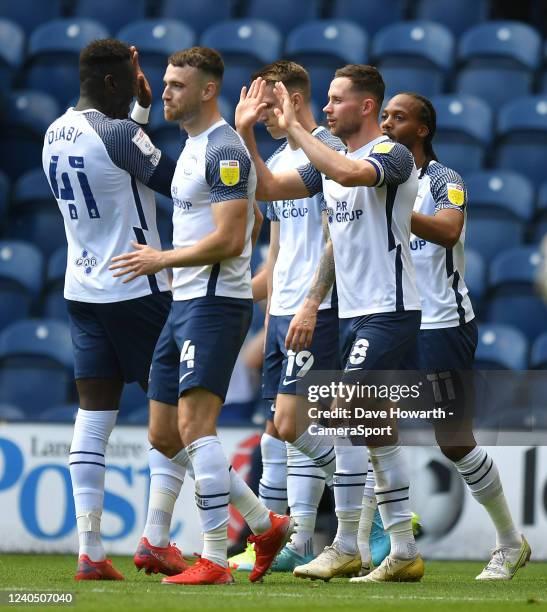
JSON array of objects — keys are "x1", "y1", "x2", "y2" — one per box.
[
  {"x1": 370, "y1": 139, "x2": 412, "y2": 161},
  {"x1": 425, "y1": 160, "x2": 465, "y2": 188},
  {"x1": 207, "y1": 121, "x2": 248, "y2": 156},
  {"x1": 313, "y1": 126, "x2": 345, "y2": 151},
  {"x1": 265, "y1": 140, "x2": 289, "y2": 167},
  {"x1": 84, "y1": 112, "x2": 142, "y2": 145}
]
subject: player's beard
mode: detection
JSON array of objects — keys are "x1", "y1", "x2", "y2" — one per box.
[
  {"x1": 168, "y1": 98, "x2": 202, "y2": 125},
  {"x1": 330, "y1": 116, "x2": 361, "y2": 141}
]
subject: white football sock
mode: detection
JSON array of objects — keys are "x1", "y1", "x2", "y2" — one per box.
[
  {"x1": 142, "y1": 448, "x2": 185, "y2": 547},
  {"x1": 69, "y1": 408, "x2": 117, "y2": 562},
  {"x1": 186, "y1": 436, "x2": 230, "y2": 567},
  {"x1": 358, "y1": 462, "x2": 377, "y2": 565},
  {"x1": 291, "y1": 429, "x2": 336, "y2": 481},
  {"x1": 229, "y1": 466, "x2": 271, "y2": 535},
  {"x1": 333, "y1": 443, "x2": 368, "y2": 555},
  {"x1": 369, "y1": 444, "x2": 412, "y2": 530},
  {"x1": 455, "y1": 447, "x2": 521, "y2": 548},
  {"x1": 389, "y1": 519, "x2": 417, "y2": 560},
  {"x1": 259, "y1": 433, "x2": 288, "y2": 514},
  {"x1": 286, "y1": 443, "x2": 325, "y2": 556}
]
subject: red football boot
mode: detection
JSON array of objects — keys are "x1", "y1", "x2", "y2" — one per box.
[
  {"x1": 75, "y1": 555, "x2": 124, "y2": 581},
  {"x1": 162, "y1": 557, "x2": 234, "y2": 585},
  {"x1": 248, "y1": 512, "x2": 295, "y2": 582},
  {"x1": 134, "y1": 537, "x2": 189, "y2": 576}
]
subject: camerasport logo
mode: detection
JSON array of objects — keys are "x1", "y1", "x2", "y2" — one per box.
[{"x1": 75, "y1": 249, "x2": 97, "y2": 275}]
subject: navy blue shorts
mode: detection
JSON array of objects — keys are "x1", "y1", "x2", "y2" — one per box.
[
  {"x1": 401, "y1": 319, "x2": 478, "y2": 418},
  {"x1": 339, "y1": 311, "x2": 421, "y2": 381},
  {"x1": 262, "y1": 309, "x2": 339, "y2": 401},
  {"x1": 67, "y1": 292, "x2": 172, "y2": 383},
  {"x1": 148, "y1": 296, "x2": 253, "y2": 405}
]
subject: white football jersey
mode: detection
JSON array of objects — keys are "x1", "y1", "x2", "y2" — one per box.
[
  {"x1": 170, "y1": 119, "x2": 255, "y2": 301},
  {"x1": 42, "y1": 108, "x2": 170, "y2": 303},
  {"x1": 410, "y1": 161, "x2": 475, "y2": 329},
  {"x1": 299, "y1": 136, "x2": 421, "y2": 318},
  {"x1": 266, "y1": 127, "x2": 342, "y2": 316}
]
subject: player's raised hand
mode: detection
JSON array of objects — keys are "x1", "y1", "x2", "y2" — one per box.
[
  {"x1": 285, "y1": 302, "x2": 318, "y2": 352},
  {"x1": 131, "y1": 45, "x2": 152, "y2": 108},
  {"x1": 235, "y1": 77, "x2": 267, "y2": 131},
  {"x1": 110, "y1": 242, "x2": 165, "y2": 283},
  {"x1": 272, "y1": 81, "x2": 298, "y2": 132}
]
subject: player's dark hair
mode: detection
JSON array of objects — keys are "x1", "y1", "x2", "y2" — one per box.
[
  {"x1": 168, "y1": 46, "x2": 224, "y2": 82},
  {"x1": 334, "y1": 64, "x2": 385, "y2": 109},
  {"x1": 401, "y1": 92, "x2": 438, "y2": 178},
  {"x1": 79, "y1": 38, "x2": 132, "y2": 90},
  {"x1": 252, "y1": 60, "x2": 311, "y2": 101}
]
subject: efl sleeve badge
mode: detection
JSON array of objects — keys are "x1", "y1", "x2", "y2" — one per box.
[
  {"x1": 219, "y1": 160, "x2": 240, "y2": 186},
  {"x1": 446, "y1": 183, "x2": 465, "y2": 206}
]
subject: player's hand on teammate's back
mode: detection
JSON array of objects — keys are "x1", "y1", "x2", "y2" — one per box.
[
  {"x1": 272, "y1": 81, "x2": 298, "y2": 133},
  {"x1": 110, "y1": 242, "x2": 165, "y2": 282},
  {"x1": 130, "y1": 45, "x2": 152, "y2": 108},
  {"x1": 235, "y1": 77, "x2": 267, "y2": 131},
  {"x1": 285, "y1": 303, "x2": 318, "y2": 352}
]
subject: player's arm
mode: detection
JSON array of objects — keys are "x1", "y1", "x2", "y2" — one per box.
[
  {"x1": 252, "y1": 265, "x2": 267, "y2": 302},
  {"x1": 251, "y1": 200, "x2": 263, "y2": 248},
  {"x1": 286, "y1": 211, "x2": 335, "y2": 351},
  {"x1": 235, "y1": 80, "x2": 312, "y2": 201},
  {"x1": 411, "y1": 171, "x2": 467, "y2": 249},
  {"x1": 110, "y1": 197, "x2": 248, "y2": 281},
  {"x1": 129, "y1": 46, "x2": 152, "y2": 125}
]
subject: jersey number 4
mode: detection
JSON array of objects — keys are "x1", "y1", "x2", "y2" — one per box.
[{"x1": 49, "y1": 155, "x2": 100, "y2": 220}]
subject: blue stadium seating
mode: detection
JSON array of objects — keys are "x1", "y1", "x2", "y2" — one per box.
[
  {"x1": 119, "y1": 381, "x2": 148, "y2": 412},
  {"x1": 43, "y1": 247, "x2": 67, "y2": 320},
  {"x1": 466, "y1": 217, "x2": 524, "y2": 262},
  {"x1": 486, "y1": 246, "x2": 547, "y2": 341},
  {"x1": 475, "y1": 323, "x2": 528, "y2": 370},
  {"x1": 414, "y1": 0, "x2": 490, "y2": 36},
  {"x1": 373, "y1": 21, "x2": 454, "y2": 99},
  {"x1": 159, "y1": 0, "x2": 235, "y2": 36},
  {"x1": 200, "y1": 20, "x2": 282, "y2": 103},
  {"x1": 0, "y1": 19, "x2": 25, "y2": 94},
  {"x1": 0, "y1": 91, "x2": 60, "y2": 180},
  {"x1": 0, "y1": 318, "x2": 74, "y2": 414},
  {"x1": 331, "y1": 0, "x2": 406, "y2": 37},
  {"x1": 0, "y1": 0, "x2": 62, "y2": 35},
  {"x1": 73, "y1": 0, "x2": 147, "y2": 34},
  {"x1": 531, "y1": 332, "x2": 547, "y2": 368},
  {"x1": 464, "y1": 248, "x2": 486, "y2": 313},
  {"x1": 245, "y1": 0, "x2": 322, "y2": 34},
  {"x1": 286, "y1": 20, "x2": 368, "y2": 107},
  {"x1": 431, "y1": 95, "x2": 492, "y2": 174},
  {"x1": 456, "y1": 22, "x2": 542, "y2": 110},
  {"x1": 119, "y1": 404, "x2": 149, "y2": 425},
  {"x1": 38, "y1": 404, "x2": 77, "y2": 422},
  {"x1": 116, "y1": 19, "x2": 196, "y2": 102},
  {"x1": 531, "y1": 180, "x2": 547, "y2": 243},
  {"x1": 24, "y1": 18, "x2": 109, "y2": 108},
  {"x1": 0, "y1": 171, "x2": 9, "y2": 226},
  {"x1": 0, "y1": 403, "x2": 26, "y2": 422},
  {"x1": 0, "y1": 240, "x2": 44, "y2": 331},
  {"x1": 8, "y1": 168, "x2": 65, "y2": 258},
  {"x1": 495, "y1": 96, "x2": 547, "y2": 187}
]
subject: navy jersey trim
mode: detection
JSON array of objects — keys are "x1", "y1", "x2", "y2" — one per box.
[
  {"x1": 131, "y1": 176, "x2": 148, "y2": 231},
  {"x1": 133, "y1": 227, "x2": 160, "y2": 294},
  {"x1": 395, "y1": 244, "x2": 404, "y2": 311},
  {"x1": 207, "y1": 262, "x2": 221, "y2": 296},
  {"x1": 452, "y1": 270, "x2": 467, "y2": 325},
  {"x1": 385, "y1": 185, "x2": 398, "y2": 252}
]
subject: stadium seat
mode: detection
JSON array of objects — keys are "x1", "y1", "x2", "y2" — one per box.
[
  {"x1": 0, "y1": 171, "x2": 9, "y2": 226},
  {"x1": 531, "y1": 332, "x2": 547, "y2": 369},
  {"x1": 200, "y1": 20, "x2": 282, "y2": 104},
  {"x1": 466, "y1": 218, "x2": 524, "y2": 263},
  {"x1": 116, "y1": 19, "x2": 196, "y2": 102},
  {"x1": 0, "y1": 91, "x2": 60, "y2": 180},
  {"x1": 495, "y1": 96, "x2": 547, "y2": 187},
  {"x1": 0, "y1": 19, "x2": 24, "y2": 94},
  {"x1": 285, "y1": 20, "x2": 368, "y2": 107},
  {"x1": 475, "y1": 323, "x2": 528, "y2": 370},
  {"x1": 414, "y1": 0, "x2": 490, "y2": 36},
  {"x1": 119, "y1": 381, "x2": 148, "y2": 413},
  {"x1": 43, "y1": 247, "x2": 67, "y2": 320},
  {"x1": 0, "y1": 403, "x2": 26, "y2": 422},
  {"x1": 119, "y1": 404, "x2": 149, "y2": 425},
  {"x1": 7, "y1": 168, "x2": 65, "y2": 258},
  {"x1": 159, "y1": 0, "x2": 235, "y2": 36},
  {"x1": 486, "y1": 246, "x2": 547, "y2": 342},
  {"x1": 331, "y1": 0, "x2": 406, "y2": 37},
  {"x1": 530, "y1": 180, "x2": 547, "y2": 244},
  {"x1": 24, "y1": 18, "x2": 109, "y2": 108},
  {"x1": 0, "y1": 0, "x2": 62, "y2": 35},
  {"x1": 73, "y1": 0, "x2": 147, "y2": 34},
  {"x1": 38, "y1": 403, "x2": 77, "y2": 422},
  {"x1": 464, "y1": 248, "x2": 486, "y2": 314},
  {"x1": 0, "y1": 240, "x2": 44, "y2": 331},
  {"x1": 456, "y1": 22, "x2": 542, "y2": 110},
  {"x1": 0, "y1": 318, "x2": 74, "y2": 415},
  {"x1": 431, "y1": 95, "x2": 492, "y2": 174},
  {"x1": 245, "y1": 0, "x2": 322, "y2": 34},
  {"x1": 372, "y1": 22, "x2": 454, "y2": 99}
]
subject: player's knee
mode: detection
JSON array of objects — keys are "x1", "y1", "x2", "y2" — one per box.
[
  {"x1": 274, "y1": 413, "x2": 296, "y2": 443},
  {"x1": 148, "y1": 429, "x2": 179, "y2": 458}
]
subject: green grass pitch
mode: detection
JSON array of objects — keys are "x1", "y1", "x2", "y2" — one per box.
[{"x1": 0, "y1": 555, "x2": 545, "y2": 612}]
